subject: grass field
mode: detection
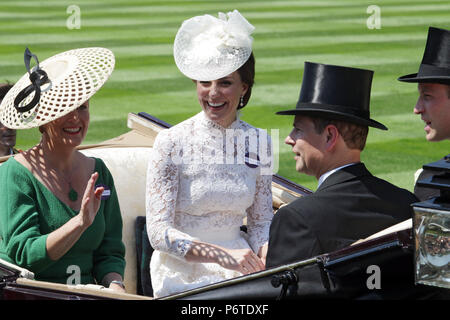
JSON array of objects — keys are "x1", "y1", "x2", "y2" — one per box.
[{"x1": 1, "y1": 0, "x2": 449, "y2": 192}]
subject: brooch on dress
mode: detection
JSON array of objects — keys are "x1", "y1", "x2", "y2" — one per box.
[
  {"x1": 244, "y1": 152, "x2": 260, "y2": 168},
  {"x1": 95, "y1": 184, "x2": 111, "y2": 200}
]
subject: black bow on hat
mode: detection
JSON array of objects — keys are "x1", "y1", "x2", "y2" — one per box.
[
  {"x1": 13, "y1": 47, "x2": 51, "y2": 113},
  {"x1": 398, "y1": 26, "x2": 450, "y2": 84},
  {"x1": 276, "y1": 61, "x2": 387, "y2": 130}
]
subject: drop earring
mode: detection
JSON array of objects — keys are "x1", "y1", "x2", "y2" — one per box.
[{"x1": 240, "y1": 96, "x2": 244, "y2": 107}]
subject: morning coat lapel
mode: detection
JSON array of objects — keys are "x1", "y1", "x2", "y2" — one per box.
[{"x1": 316, "y1": 162, "x2": 372, "y2": 192}]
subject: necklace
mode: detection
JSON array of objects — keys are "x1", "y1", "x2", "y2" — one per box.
[
  {"x1": 52, "y1": 167, "x2": 78, "y2": 202},
  {"x1": 67, "y1": 183, "x2": 78, "y2": 202},
  {"x1": 37, "y1": 143, "x2": 79, "y2": 202}
]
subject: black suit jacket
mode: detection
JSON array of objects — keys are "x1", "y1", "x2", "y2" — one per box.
[{"x1": 266, "y1": 163, "x2": 418, "y2": 268}]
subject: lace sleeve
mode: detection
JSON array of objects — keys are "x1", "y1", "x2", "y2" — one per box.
[
  {"x1": 146, "y1": 130, "x2": 193, "y2": 259},
  {"x1": 245, "y1": 134, "x2": 273, "y2": 252}
]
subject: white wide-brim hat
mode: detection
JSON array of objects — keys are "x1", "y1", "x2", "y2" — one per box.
[
  {"x1": 173, "y1": 10, "x2": 254, "y2": 81},
  {"x1": 0, "y1": 47, "x2": 115, "y2": 129}
]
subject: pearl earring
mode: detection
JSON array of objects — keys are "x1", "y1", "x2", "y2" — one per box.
[{"x1": 240, "y1": 96, "x2": 244, "y2": 107}]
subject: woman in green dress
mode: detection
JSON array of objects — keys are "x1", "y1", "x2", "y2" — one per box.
[{"x1": 0, "y1": 47, "x2": 126, "y2": 292}]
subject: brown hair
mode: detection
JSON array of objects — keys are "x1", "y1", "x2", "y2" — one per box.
[
  {"x1": 0, "y1": 83, "x2": 13, "y2": 101},
  {"x1": 0, "y1": 83, "x2": 13, "y2": 128},
  {"x1": 236, "y1": 52, "x2": 255, "y2": 109},
  {"x1": 310, "y1": 117, "x2": 369, "y2": 151}
]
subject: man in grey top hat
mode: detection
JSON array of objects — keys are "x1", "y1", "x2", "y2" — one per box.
[
  {"x1": 398, "y1": 26, "x2": 450, "y2": 201},
  {"x1": 266, "y1": 62, "x2": 418, "y2": 270}
]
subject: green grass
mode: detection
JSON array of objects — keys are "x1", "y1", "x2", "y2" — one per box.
[{"x1": 1, "y1": 0, "x2": 449, "y2": 192}]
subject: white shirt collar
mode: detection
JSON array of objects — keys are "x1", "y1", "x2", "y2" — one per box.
[{"x1": 317, "y1": 162, "x2": 359, "y2": 188}]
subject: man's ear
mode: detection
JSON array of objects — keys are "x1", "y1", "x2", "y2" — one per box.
[{"x1": 324, "y1": 125, "x2": 339, "y2": 151}]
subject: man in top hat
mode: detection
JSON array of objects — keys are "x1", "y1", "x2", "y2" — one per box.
[
  {"x1": 398, "y1": 26, "x2": 450, "y2": 201},
  {"x1": 266, "y1": 62, "x2": 418, "y2": 269}
]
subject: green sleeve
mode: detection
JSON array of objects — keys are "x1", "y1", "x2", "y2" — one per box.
[
  {"x1": 0, "y1": 161, "x2": 55, "y2": 273},
  {"x1": 92, "y1": 159, "x2": 126, "y2": 283}
]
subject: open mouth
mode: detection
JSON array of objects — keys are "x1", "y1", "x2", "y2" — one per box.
[
  {"x1": 63, "y1": 127, "x2": 82, "y2": 134},
  {"x1": 207, "y1": 101, "x2": 226, "y2": 109}
]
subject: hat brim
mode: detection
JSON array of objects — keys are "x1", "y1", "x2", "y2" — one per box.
[
  {"x1": 276, "y1": 105, "x2": 388, "y2": 130},
  {"x1": 0, "y1": 47, "x2": 115, "y2": 129},
  {"x1": 398, "y1": 73, "x2": 450, "y2": 84}
]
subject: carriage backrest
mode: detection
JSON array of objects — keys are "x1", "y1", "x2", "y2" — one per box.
[{"x1": 80, "y1": 146, "x2": 152, "y2": 295}]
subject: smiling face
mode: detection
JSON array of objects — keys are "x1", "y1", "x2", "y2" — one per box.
[
  {"x1": 414, "y1": 83, "x2": 450, "y2": 141},
  {"x1": 41, "y1": 101, "x2": 90, "y2": 148},
  {"x1": 285, "y1": 116, "x2": 328, "y2": 178},
  {"x1": 196, "y1": 71, "x2": 248, "y2": 128}
]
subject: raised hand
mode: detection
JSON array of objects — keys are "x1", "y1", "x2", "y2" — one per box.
[
  {"x1": 79, "y1": 172, "x2": 104, "y2": 229},
  {"x1": 46, "y1": 172, "x2": 105, "y2": 261}
]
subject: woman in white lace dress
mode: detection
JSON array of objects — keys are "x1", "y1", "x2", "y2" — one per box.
[{"x1": 145, "y1": 10, "x2": 274, "y2": 297}]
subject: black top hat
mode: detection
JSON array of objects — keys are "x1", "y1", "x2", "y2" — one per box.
[
  {"x1": 276, "y1": 61, "x2": 387, "y2": 130},
  {"x1": 398, "y1": 27, "x2": 450, "y2": 84}
]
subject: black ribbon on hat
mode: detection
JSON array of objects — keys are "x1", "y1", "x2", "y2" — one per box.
[{"x1": 14, "y1": 47, "x2": 51, "y2": 113}]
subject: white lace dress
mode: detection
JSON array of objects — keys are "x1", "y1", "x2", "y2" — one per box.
[{"x1": 146, "y1": 111, "x2": 273, "y2": 297}]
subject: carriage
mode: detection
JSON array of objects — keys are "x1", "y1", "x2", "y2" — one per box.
[{"x1": 1, "y1": 112, "x2": 448, "y2": 300}]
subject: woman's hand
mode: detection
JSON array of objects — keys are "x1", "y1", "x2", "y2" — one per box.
[
  {"x1": 108, "y1": 281, "x2": 126, "y2": 293},
  {"x1": 186, "y1": 242, "x2": 265, "y2": 275},
  {"x1": 46, "y1": 172, "x2": 104, "y2": 261},
  {"x1": 102, "y1": 272, "x2": 126, "y2": 293},
  {"x1": 257, "y1": 243, "x2": 268, "y2": 266},
  {"x1": 79, "y1": 172, "x2": 104, "y2": 230},
  {"x1": 220, "y1": 247, "x2": 266, "y2": 275}
]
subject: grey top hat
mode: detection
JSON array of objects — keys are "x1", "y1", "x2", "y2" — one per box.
[
  {"x1": 398, "y1": 26, "x2": 450, "y2": 84},
  {"x1": 277, "y1": 61, "x2": 387, "y2": 130}
]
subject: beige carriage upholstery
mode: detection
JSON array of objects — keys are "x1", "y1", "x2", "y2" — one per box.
[{"x1": 79, "y1": 146, "x2": 152, "y2": 295}]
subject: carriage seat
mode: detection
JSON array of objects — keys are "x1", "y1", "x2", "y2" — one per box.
[{"x1": 80, "y1": 146, "x2": 152, "y2": 295}]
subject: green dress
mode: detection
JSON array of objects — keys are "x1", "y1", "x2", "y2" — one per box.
[{"x1": 0, "y1": 157, "x2": 125, "y2": 285}]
